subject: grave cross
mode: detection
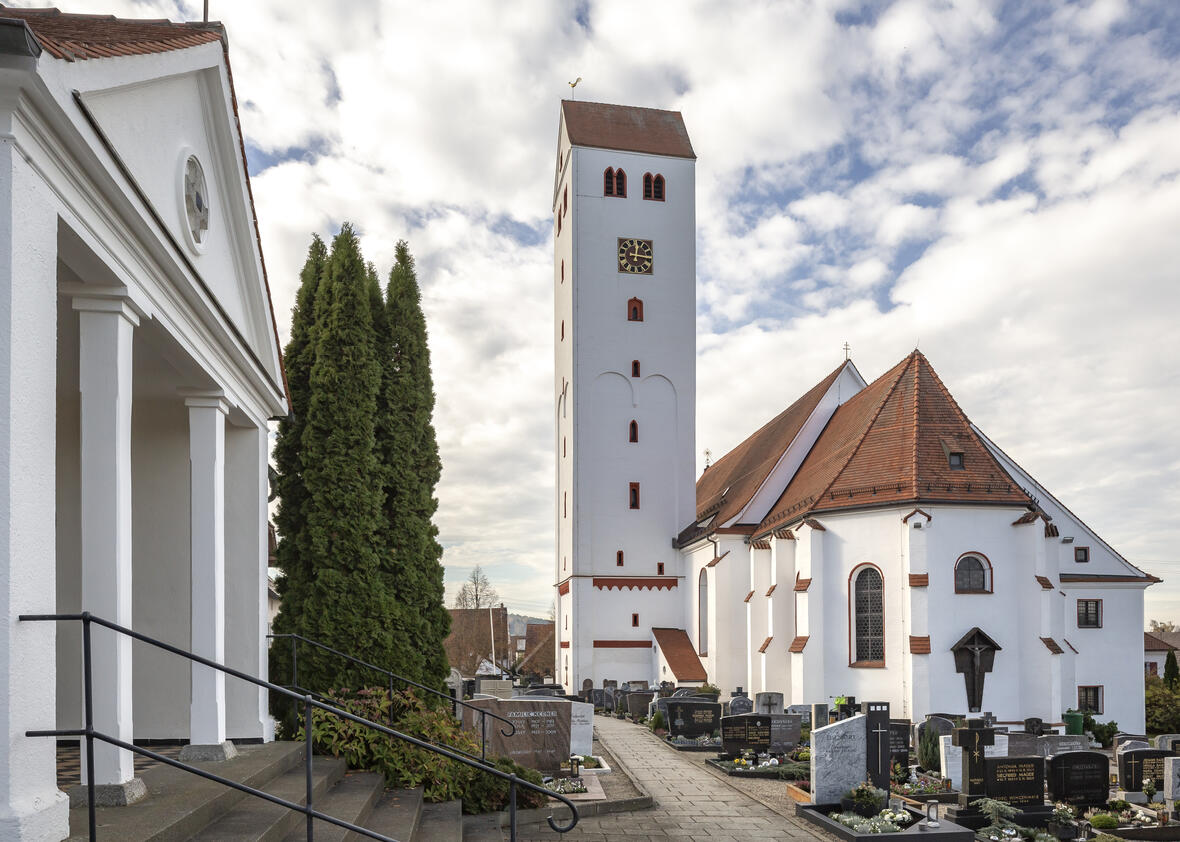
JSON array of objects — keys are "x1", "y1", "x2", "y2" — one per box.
[
  {"x1": 1125, "y1": 754, "x2": 1141, "y2": 790},
  {"x1": 952, "y1": 718, "x2": 995, "y2": 800},
  {"x1": 862, "y1": 701, "x2": 891, "y2": 790}
]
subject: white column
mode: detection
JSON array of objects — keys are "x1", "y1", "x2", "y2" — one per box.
[
  {"x1": 184, "y1": 393, "x2": 233, "y2": 754},
  {"x1": 75, "y1": 294, "x2": 139, "y2": 790},
  {"x1": 0, "y1": 144, "x2": 70, "y2": 838}
]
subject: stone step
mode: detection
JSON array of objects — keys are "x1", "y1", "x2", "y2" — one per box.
[
  {"x1": 414, "y1": 800, "x2": 463, "y2": 842},
  {"x1": 66, "y1": 741, "x2": 306, "y2": 842},
  {"x1": 188, "y1": 754, "x2": 347, "y2": 841},
  {"x1": 345, "y1": 787, "x2": 423, "y2": 842},
  {"x1": 460, "y1": 813, "x2": 503, "y2": 842},
  {"x1": 280, "y1": 771, "x2": 383, "y2": 842}
]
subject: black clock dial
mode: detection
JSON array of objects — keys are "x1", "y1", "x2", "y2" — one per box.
[{"x1": 617, "y1": 238, "x2": 654, "y2": 274}]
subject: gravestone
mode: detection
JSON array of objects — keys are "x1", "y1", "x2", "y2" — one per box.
[
  {"x1": 721, "y1": 714, "x2": 773, "y2": 756},
  {"x1": 1115, "y1": 733, "x2": 1148, "y2": 751},
  {"x1": 1155, "y1": 734, "x2": 1180, "y2": 752},
  {"x1": 603, "y1": 688, "x2": 615, "y2": 713},
  {"x1": 755, "y1": 692, "x2": 784, "y2": 715},
  {"x1": 916, "y1": 715, "x2": 955, "y2": 747},
  {"x1": 614, "y1": 690, "x2": 628, "y2": 716},
  {"x1": 1047, "y1": 750, "x2": 1109, "y2": 807},
  {"x1": 730, "y1": 686, "x2": 746, "y2": 698},
  {"x1": 590, "y1": 689, "x2": 605, "y2": 709},
  {"x1": 1119, "y1": 748, "x2": 1176, "y2": 792},
  {"x1": 836, "y1": 696, "x2": 858, "y2": 720},
  {"x1": 862, "y1": 701, "x2": 891, "y2": 791},
  {"x1": 626, "y1": 691, "x2": 654, "y2": 720},
  {"x1": 666, "y1": 699, "x2": 721, "y2": 739},
  {"x1": 811, "y1": 703, "x2": 830, "y2": 730},
  {"x1": 1006, "y1": 732, "x2": 1038, "y2": 757},
  {"x1": 1024, "y1": 717, "x2": 1045, "y2": 736},
  {"x1": 625, "y1": 680, "x2": 649, "y2": 691},
  {"x1": 672, "y1": 688, "x2": 694, "y2": 697},
  {"x1": 810, "y1": 713, "x2": 867, "y2": 804},
  {"x1": 1164, "y1": 757, "x2": 1180, "y2": 810},
  {"x1": 445, "y1": 668, "x2": 464, "y2": 719},
  {"x1": 952, "y1": 719, "x2": 995, "y2": 806},
  {"x1": 729, "y1": 695, "x2": 753, "y2": 716},
  {"x1": 1038, "y1": 735, "x2": 1088, "y2": 757},
  {"x1": 985, "y1": 756, "x2": 1046, "y2": 807},
  {"x1": 787, "y1": 704, "x2": 811, "y2": 724},
  {"x1": 1118, "y1": 740, "x2": 1150, "y2": 754},
  {"x1": 581, "y1": 678, "x2": 593, "y2": 693},
  {"x1": 889, "y1": 720, "x2": 912, "y2": 769},
  {"x1": 570, "y1": 701, "x2": 593, "y2": 757},
  {"x1": 602, "y1": 679, "x2": 617, "y2": 691},
  {"x1": 462, "y1": 698, "x2": 573, "y2": 772},
  {"x1": 940, "y1": 732, "x2": 1009, "y2": 789},
  {"x1": 477, "y1": 678, "x2": 514, "y2": 699},
  {"x1": 770, "y1": 714, "x2": 803, "y2": 753}
]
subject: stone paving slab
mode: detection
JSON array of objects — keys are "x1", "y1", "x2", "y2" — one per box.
[{"x1": 509, "y1": 715, "x2": 837, "y2": 841}]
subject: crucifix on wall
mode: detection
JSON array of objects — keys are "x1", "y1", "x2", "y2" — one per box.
[{"x1": 950, "y1": 627, "x2": 1002, "y2": 713}]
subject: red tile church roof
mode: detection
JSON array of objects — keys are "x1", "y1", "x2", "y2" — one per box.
[
  {"x1": 562, "y1": 100, "x2": 696, "y2": 160},
  {"x1": 651, "y1": 628, "x2": 706, "y2": 682},
  {"x1": 0, "y1": 6, "x2": 224, "y2": 60},
  {"x1": 757, "y1": 351, "x2": 1032, "y2": 533}
]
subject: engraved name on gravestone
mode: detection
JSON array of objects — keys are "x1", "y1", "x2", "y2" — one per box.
[
  {"x1": 462, "y1": 698, "x2": 572, "y2": 772},
  {"x1": 889, "y1": 720, "x2": 912, "y2": 768},
  {"x1": 770, "y1": 714, "x2": 802, "y2": 753},
  {"x1": 728, "y1": 695, "x2": 753, "y2": 716},
  {"x1": 1037, "y1": 735, "x2": 1088, "y2": 757},
  {"x1": 986, "y1": 756, "x2": 1046, "y2": 807},
  {"x1": 810, "y1": 713, "x2": 867, "y2": 804},
  {"x1": 570, "y1": 701, "x2": 593, "y2": 757},
  {"x1": 1119, "y1": 748, "x2": 1176, "y2": 792},
  {"x1": 1047, "y1": 751, "x2": 1109, "y2": 807},
  {"x1": 721, "y1": 714, "x2": 771, "y2": 755},
  {"x1": 666, "y1": 699, "x2": 721, "y2": 738},
  {"x1": 940, "y1": 733, "x2": 1009, "y2": 790}
]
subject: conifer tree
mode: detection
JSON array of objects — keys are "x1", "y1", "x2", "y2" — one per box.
[
  {"x1": 269, "y1": 236, "x2": 327, "y2": 691},
  {"x1": 383, "y1": 240, "x2": 450, "y2": 686},
  {"x1": 1165, "y1": 650, "x2": 1179, "y2": 691}
]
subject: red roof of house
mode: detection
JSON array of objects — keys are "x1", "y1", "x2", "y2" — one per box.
[
  {"x1": 561, "y1": 100, "x2": 696, "y2": 159},
  {"x1": 757, "y1": 351, "x2": 1031, "y2": 533},
  {"x1": 651, "y1": 627, "x2": 706, "y2": 682},
  {"x1": 0, "y1": 6, "x2": 223, "y2": 60},
  {"x1": 1146, "y1": 632, "x2": 1176, "y2": 652},
  {"x1": 694, "y1": 363, "x2": 846, "y2": 528}
]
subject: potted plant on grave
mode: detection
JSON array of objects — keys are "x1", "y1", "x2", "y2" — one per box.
[
  {"x1": 695, "y1": 682, "x2": 721, "y2": 702},
  {"x1": 651, "y1": 710, "x2": 667, "y2": 737},
  {"x1": 1047, "y1": 801, "x2": 1078, "y2": 840},
  {"x1": 1142, "y1": 779, "x2": 1160, "y2": 808},
  {"x1": 840, "y1": 781, "x2": 887, "y2": 817}
]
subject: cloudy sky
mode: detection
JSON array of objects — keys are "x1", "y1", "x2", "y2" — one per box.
[{"x1": 30, "y1": 0, "x2": 1180, "y2": 621}]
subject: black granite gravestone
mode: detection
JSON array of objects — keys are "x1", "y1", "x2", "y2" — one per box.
[
  {"x1": 889, "y1": 719, "x2": 912, "y2": 769},
  {"x1": 1047, "y1": 751, "x2": 1109, "y2": 807},
  {"x1": 811, "y1": 703, "x2": 830, "y2": 729},
  {"x1": 836, "y1": 696, "x2": 858, "y2": 720},
  {"x1": 666, "y1": 699, "x2": 721, "y2": 738},
  {"x1": 591, "y1": 689, "x2": 605, "y2": 709},
  {"x1": 985, "y1": 756, "x2": 1046, "y2": 807},
  {"x1": 1024, "y1": 717, "x2": 1045, "y2": 736},
  {"x1": 729, "y1": 695, "x2": 753, "y2": 716},
  {"x1": 721, "y1": 714, "x2": 771, "y2": 755},
  {"x1": 769, "y1": 714, "x2": 802, "y2": 753},
  {"x1": 953, "y1": 719, "x2": 995, "y2": 806},
  {"x1": 862, "y1": 701, "x2": 891, "y2": 791},
  {"x1": 1118, "y1": 748, "x2": 1176, "y2": 792}
]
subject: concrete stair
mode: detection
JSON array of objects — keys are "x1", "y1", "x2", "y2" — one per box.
[{"x1": 64, "y1": 742, "x2": 468, "y2": 841}]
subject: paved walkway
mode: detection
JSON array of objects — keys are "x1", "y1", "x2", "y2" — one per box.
[{"x1": 517, "y1": 716, "x2": 833, "y2": 841}]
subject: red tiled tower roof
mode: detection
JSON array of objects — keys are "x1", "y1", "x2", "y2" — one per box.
[
  {"x1": 562, "y1": 100, "x2": 696, "y2": 159},
  {"x1": 651, "y1": 627, "x2": 706, "y2": 682},
  {"x1": 0, "y1": 6, "x2": 224, "y2": 60},
  {"x1": 758, "y1": 351, "x2": 1031, "y2": 533}
]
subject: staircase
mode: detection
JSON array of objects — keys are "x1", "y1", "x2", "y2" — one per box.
[{"x1": 65, "y1": 741, "x2": 463, "y2": 841}]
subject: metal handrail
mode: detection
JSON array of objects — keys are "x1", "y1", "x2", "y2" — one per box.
[
  {"x1": 268, "y1": 631, "x2": 516, "y2": 765},
  {"x1": 22, "y1": 613, "x2": 578, "y2": 841}
]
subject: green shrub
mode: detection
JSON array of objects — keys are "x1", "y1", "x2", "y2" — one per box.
[
  {"x1": 303, "y1": 687, "x2": 546, "y2": 812},
  {"x1": 1146, "y1": 674, "x2": 1180, "y2": 733},
  {"x1": 651, "y1": 710, "x2": 666, "y2": 731},
  {"x1": 917, "y1": 724, "x2": 941, "y2": 773},
  {"x1": 697, "y1": 682, "x2": 721, "y2": 695},
  {"x1": 1089, "y1": 813, "x2": 1119, "y2": 830}
]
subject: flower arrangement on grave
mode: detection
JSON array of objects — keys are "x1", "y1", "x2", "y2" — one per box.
[
  {"x1": 891, "y1": 777, "x2": 945, "y2": 797},
  {"x1": 1083, "y1": 812, "x2": 1119, "y2": 830},
  {"x1": 1046, "y1": 802, "x2": 1078, "y2": 840},
  {"x1": 890, "y1": 761, "x2": 910, "y2": 786},
  {"x1": 790, "y1": 747, "x2": 810, "y2": 762},
  {"x1": 545, "y1": 777, "x2": 588, "y2": 795},
  {"x1": 830, "y1": 807, "x2": 914, "y2": 834},
  {"x1": 574, "y1": 755, "x2": 600, "y2": 769},
  {"x1": 1142, "y1": 778, "x2": 1157, "y2": 803},
  {"x1": 840, "y1": 781, "x2": 888, "y2": 816}
]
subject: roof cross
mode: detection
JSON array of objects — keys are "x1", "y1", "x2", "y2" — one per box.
[{"x1": 843, "y1": 342, "x2": 851, "y2": 361}]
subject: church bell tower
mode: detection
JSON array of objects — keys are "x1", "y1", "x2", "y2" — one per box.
[{"x1": 552, "y1": 101, "x2": 697, "y2": 691}]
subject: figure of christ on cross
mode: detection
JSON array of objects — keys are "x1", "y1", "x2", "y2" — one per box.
[{"x1": 952, "y1": 719, "x2": 995, "y2": 806}]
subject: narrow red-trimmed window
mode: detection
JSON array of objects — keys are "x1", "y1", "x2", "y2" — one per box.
[
  {"x1": 560, "y1": 260, "x2": 564, "y2": 283},
  {"x1": 615, "y1": 169, "x2": 626, "y2": 197},
  {"x1": 629, "y1": 482, "x2": 640, "y2": 509},
  {"x1": 603, "y1": 167, "x2": 614, "y2": 196},
  {"x1": 563, "y1": 492, "x2": 567, "y2": 518},
  {"x1": 643, "y1": 173, "x2": 653, "y2": 199},
  {"x1": 616, "y1": 550, "x2": 624, "y2": 567},
  {"x1": 562, "y1": 437, "x2": 566, "y2": 457},
  {"x1": 631, "y1": 360, "x2": 640, "y2": 377},
  {"x1": 560, "y1": 320, "x2": 564, "y2": 341},
  {"x1": 557, "y1": 213, "x2": 561, "y2": 235},
  {"x1": 628, "y1": 298, "x2": 644, "y2": 321},
  {"x1": 563, "y1": 185, "x2": 568, "y2": 216},
  {"x1": 653, "y1": 174, "x2": 665, "y2": 201},
  {"x1": 629, "y1": 420, "x2": 638, "y2": 442},
  {"x1": 632, "y1": 613, "x2": 639, "y2": 628},
  {"x1": 1078, "y1": 685, "x2": 1103, "y2": 714},
  {"x1": 657, "y1": 562, "x2": 665, "y2": 576}
]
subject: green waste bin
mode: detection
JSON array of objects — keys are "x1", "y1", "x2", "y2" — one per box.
[{"x1": 1063, "y1": 711, "x2": 1084, "y2": 735}]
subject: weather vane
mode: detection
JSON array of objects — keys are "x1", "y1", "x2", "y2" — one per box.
[
  {"x1": 704, "y1": 448, "x2": 712, "y2": 469},
  {"x1": 568, "y1": 76, "x2": 581, "y2": 99}
]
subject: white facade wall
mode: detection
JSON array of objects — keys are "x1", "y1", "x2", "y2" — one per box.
[
  {"x1": 1068, "y1": 583, "x2": 1145, "y2": 732},
  {"x1": 555, "y1": 121, "x2": 696, "y2": 691}
]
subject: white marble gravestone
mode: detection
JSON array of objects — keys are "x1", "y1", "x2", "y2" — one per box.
[
  {"x1": 810, "y1": 714, "x2": 867, "y2": 803},
  {"x1": 939, "y1": 733, "x2": 1008, "y2": 790},
  {"x1": 1164, "y1": 756, "x2": 1180, "y2": 812},
  {"x1": 570, "y1": 701, "x2": 594, "y2": 757}
]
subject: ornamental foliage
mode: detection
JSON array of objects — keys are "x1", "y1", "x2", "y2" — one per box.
[{"x1": 270, "y1": 228, "x2": 449, "y2": 713}]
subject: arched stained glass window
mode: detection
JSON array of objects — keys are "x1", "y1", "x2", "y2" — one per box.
[
  {"x1": 954, "y1": 554, "x2": 991, "y2": 593},
  {"x1": 603, "y1": 167, "x2": 614, "y2": 196},
  {"x1": 653, "y1": 174, "x2": 665, "y2": 200},
  {"x1": 615, "y1": 169, "x2": 626, "y2": 197},
  {"x1": 853, "y1": 566, "x2": 884, "y2": 662}
]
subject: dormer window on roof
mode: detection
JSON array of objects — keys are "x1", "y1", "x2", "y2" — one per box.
[{"x1": 949, "y1": 452, "x2": 965, "y2": 470}]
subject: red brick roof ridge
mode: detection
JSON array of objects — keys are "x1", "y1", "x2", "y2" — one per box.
[{"x1": 910, "y1": 351, "x2": 921, "y2": 500}]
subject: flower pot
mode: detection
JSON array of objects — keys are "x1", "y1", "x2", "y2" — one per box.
[{"x1": 841, "y1": 797, "x2": 882, "y2": 817}]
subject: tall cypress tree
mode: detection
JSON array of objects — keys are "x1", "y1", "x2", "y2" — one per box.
[
  {"x1": 269, "y1": 236, "x2": 327, "y2": 693},
  {"x1": 384, "y1": 241, "x2": 450, "y2": 686},
  {"x1": 283, "y1": 225, "x2": 403, "y2": 692}
]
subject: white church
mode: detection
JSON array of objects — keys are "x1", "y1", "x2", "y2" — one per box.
[
  {"x1": 551, "y1": 100, "x2": 1156, "y2": 732},
  {"x1": 0, "y1": 8, "x2": 284, "y2": 838}
]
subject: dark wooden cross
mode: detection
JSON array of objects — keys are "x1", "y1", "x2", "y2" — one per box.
[
  {"x1": 1124, "y1": 754, "x2": 1142, "y2": 791},
  {"x1": 952, "y1": 718, "x2": 995, "y2": 802}
]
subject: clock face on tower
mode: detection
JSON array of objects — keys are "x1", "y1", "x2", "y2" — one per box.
[{"x1": 617, "y1": 238, "x2": 654, "y2": 274}]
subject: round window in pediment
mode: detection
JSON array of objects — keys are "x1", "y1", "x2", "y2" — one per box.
[{"x1": 183, "y1": 155, "x2": 209, "y2": 248}]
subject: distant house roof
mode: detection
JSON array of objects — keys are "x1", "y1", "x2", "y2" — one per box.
[
  {"x1": 651, "y1": 627, "x2": 706, "y2": 682},
  {"x1": 561, "y1": 100, "x2": 696, "y2": 159},
  {"x1": 756, "y1": 351, "x2": 1032, "y2": 534},
  {"x1": 517, "y1": 622, "x2": 555, "y2": 677},
  {"x1": 0, "y1": 5, "x2": 224, "y2": 60},
  {"x1": 444, "y1": 607, "x2": 509, "y2": 677},
  {"x1": 1146, "y1": 632, "x2": 1177, "y2": 652}
]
